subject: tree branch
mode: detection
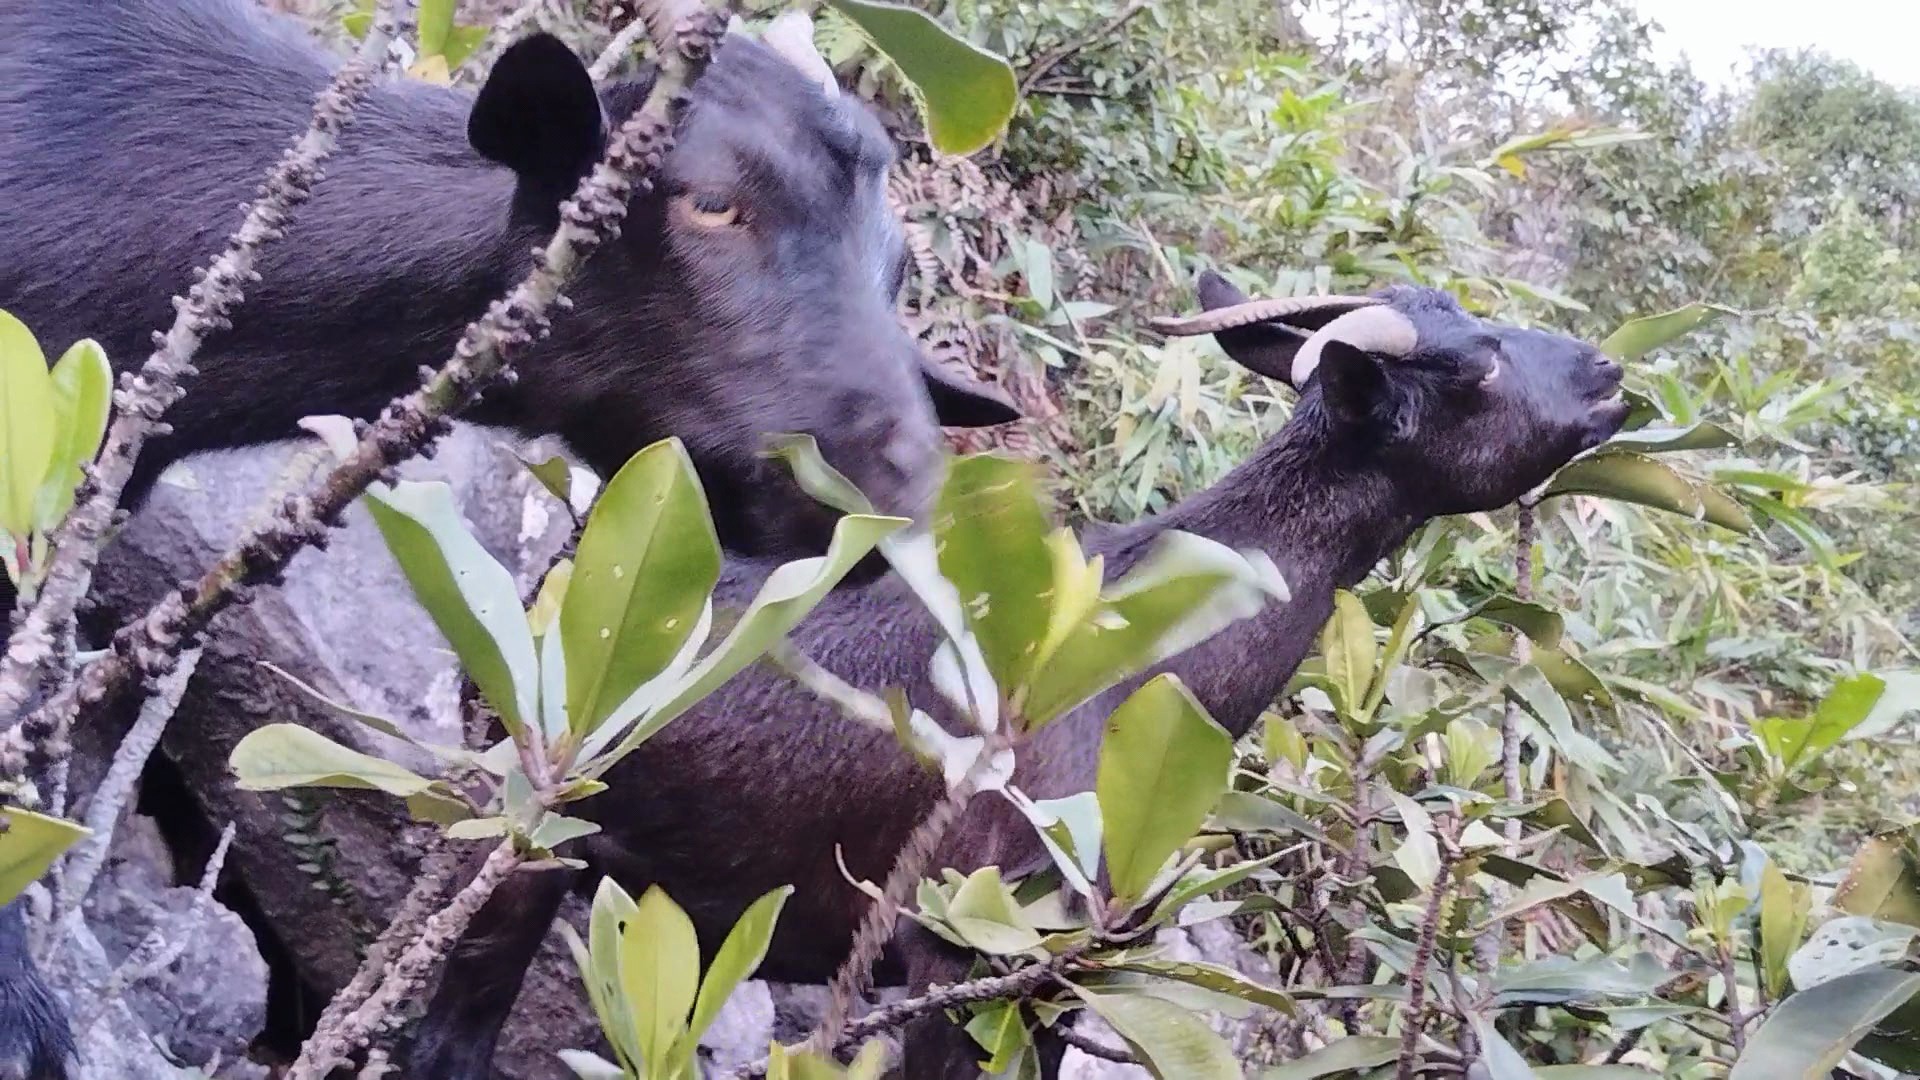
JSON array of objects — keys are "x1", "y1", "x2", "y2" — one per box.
[
  {"x1": 0, "y1": 12, "x2": 401, "y2": 735},
  {"x1": 1017, "y1": 0, "x2": 1150, "y2": 95},
  {"x1": 16, "y1": 2, "x2": 732, "y2": 759}
]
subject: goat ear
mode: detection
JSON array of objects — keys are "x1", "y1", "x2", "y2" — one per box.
[
  {"x1": 469, "y1": 35, "x2": 604, "y2": 203},
  {"x1": 1313, "y1": 339, "x2": 1390, "y2": 426},
  {"x1": 922, "y1": 362, "x2": 1021, "y2": 428},
  {"x1": 1213, "y1": 322, "x2": 1311, "y2": 384}
]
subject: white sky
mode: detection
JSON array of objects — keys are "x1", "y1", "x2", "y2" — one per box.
[{"x1": 1633, "y1": 0, "x2": 1920, "y2": 89}]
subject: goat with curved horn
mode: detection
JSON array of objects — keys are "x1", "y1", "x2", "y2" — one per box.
[{"x1": 1150, "y1": 269, "x2": 1417, "y2": 386}]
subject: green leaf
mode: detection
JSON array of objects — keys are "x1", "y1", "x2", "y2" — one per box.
[
  {"x1": 0, "y1": 807, "x2": 89, "y2": 908},
  {"x1": 1603, "y1": 420, "x2": 1740, "y2": 455},
  {"x1": 1258, "y1": 1035, "x2": 1398, "y2": 1079},
  {"x1": 1320, "y1": 590, "x2": 1377, "y2": 717},
  {"x1": 676, "y1": 886, "x2": 794, "y2": 1072},
  {"x1": 1006, "y1": 789, "x2": 1103, "y2": 896},
  {"x1": 527, "y1": 813, "x2": 601, "y2": 852},
  {"x1": 933, "y1": 454, "x2": 1055, "y2": 694},
  {"x1": 944, "y1": 866, "x2": 1044, "y2": 954},
  {"x1": 1465, "y1": 595, "x2": 1564, "y2": 650},
  {"x1": 1071, "y1": 986, "x2": 1239, "y2": 1080},
  {"x1": 363, "y1": 479, "x2": 540, "y2": 736},
  {"x1": 1730, "y1": 967, "x2": 1920, "y2": 1079},
  {"x1": 964, "y1": 1000, "x2": 1032, "y2": 1074},
  {"x1": 417, "y1": 0, "x2": 454, "y2": 56},
  {"x1": 528, "y1": 559, "x2": 573, "y2": 639},
  {"x1": 1598, "y1": 303, "x2": 1734, "y2": 362},
  {"x1": 1021, "y1": 532, "x2": 1284, "y2": 728},
  {"x1": 827, "y1": 0, "x2": 1017, "y2": 156},
  {"x1": 1097, "y1": 674, "x2": 1233, "y2": 902},
  {"x1": 563, "y1": 439, "x2": 721, "y2": 736},
  {"x1": 257, "y1": 660, "x2": 478, "y2": 769},
  {"x1": 1834, "y1": 828, "x2": 1920, "y2": 927},
  {"x1": 1754, "y1": 673, "x2": 1887, "y2": 773},
  {"x1": 228, "y1": 723, "x2": 469, "y2": 822},
  {"x1": 622, "y1": 885, "x2": 701, "y2": 1080},
  {"x1": 521, "y1": 453, "x2": 576, "y2": 507},
  {"x1": 1545, "y1": 451, "x2": 1751, "y2": 532},
  {"x1": 584, "y1": 512, "x2": 907, "y2": 774},
  {"x1": 1535, "y1": 1068, "x2": 1656, "y2": 1078},
  {"x1": 33, "y1": 338, "x2": 111, "y2": 533},
  {"x1": 0, "y1": 310, "x2": 56, "y2": 538},
  {"x1": 1107, "y1": 959, "x2": 1294, "y2": 1014},
  {"x1": 1759, "y1": 860, "x2": 1811, "y2": 1000},
  {"x1": 1845, "y1": 671, "x2": 1920, "y2": 741},
  {"x1": 1471, "y1": 1015, "x2": 1540, "y2": 1080},
  {"x1": 442, "y1": 24, "x2": 489, "y2": 69},
  {"x1": 1788, "y1": 917, "x2": 1916, "y2": 991}
]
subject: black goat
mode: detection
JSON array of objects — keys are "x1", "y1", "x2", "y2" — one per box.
[
  {"x1": 407, "y1": 275, "x2": 1631, "y2": 1078},
  {"x1": 0, "y1": 2, "x2": 1013, "y2": 1075}
]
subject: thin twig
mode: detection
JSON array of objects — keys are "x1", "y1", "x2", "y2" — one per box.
[
  {"x1": 804, "y1": 777, "x2": 979, "y2": 1056},
  {"x1": 1482, "y1": 498, "x2": 1536, "y2": 974},
  {"x1": 1396, "y1": 831, "x2": 1459, "y2": 1080},
  {"x1": 73, "y1": 821, "x2": 235, "y2": 1038},
  {"x1": 19, "y1": 1, "x2": 732, "y2": 759},
  {"x1": 589, "y1": 15, "x2": 654, "y2": 82},
  {"x1": 1017, "y1": 0, "x2": 1150, "y2": 95},
  {"x1": 0, "y1": 13, "x2": 401, "y2": 736},
  {"x1": 286, "y1": 841, "x2": 523, "y2": 1079},
  {"x1": 1057, "y1": 1023, "x2": 1139, "y2": 1064},
  {"x1": 51, "y1": 646, "x2": 203, "y2": 939}
]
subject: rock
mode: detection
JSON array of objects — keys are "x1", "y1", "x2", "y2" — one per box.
[{"x1": 86, "y1": 426, "x2": 599, "y2": 1079}]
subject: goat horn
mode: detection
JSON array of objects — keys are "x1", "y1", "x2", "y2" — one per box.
[
  {"x1": 1149, "y1": 294, "x2": 1384, "y2": 337},
  {"x1": 1290, "y1": 306, "x2": 1419, "y2": 387},
  {"x1": 763, "y1": 11, "x2": 839, "y2": 98}
]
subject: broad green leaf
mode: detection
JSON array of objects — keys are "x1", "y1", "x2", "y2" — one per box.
[
  {"x1": 33, "y1": 338, "x2": 111, "y2": 533},
  {"x1": 364, "y1": 479, "x2": 539, "y2": 736},
  {"x1": 1258, "y1": 1035, "x2": 1398, "y2": 1079},
  {"x1": 563, "y1": 439, "x2": 721, "y2": 736},
  {"x1": 1097, "y1": 674, "x2": 1233, "y2": 902},
  {"x1": 827, "y1": 0, "x2": 1017, "y2": 156},
  {"x1": 1150, "y1": 851, "x2": 1287, "y2": 925},
  {"x1": 521, "y1": 453, "x2": 576, "y2": 507},
  {"x1": 1788, "y1": 917, "x2": 1917, "y2": 990},
  {"x1": 1754, "y1": 673, "x2": 1887, "y2": 773},
  {"x1": 1385, "y1": 791, "x2": 1440, "y2": 891},
  {"x1": 1321, "y1": 590, "x2": 1377, "y2": 717},
  {"x1": 446, "y1": 816, "x2": 509, "y2": 840},
  {"x1": 1545, "y1": 451, "x2": 1751, "y2": 532},
  {"x1": 0, "y1": 310, "x2": 55, "y2": 538},
  {"x1": 1604, "y1": 420, "x2": 1740, "y2": 455},
  {"x1": 1845, "y1": 671, "x2": 1920, "y2": 741},
  {"x1": 1466, "y1": 595, "x2": 1564, "y2": 650},
  {"x1": 228, "y1": 723, "x2": 469, "y2": 822},
  {"x1": 257, "y1": 661, "x2": 477, "y2": 769},
  {"x1": 442, "y1": 24, "x2": 489, "y2": 69},
  {"x1": 1471, "y1": 1015, "x2": 1540, "y2": 1080},
  {"x1": 586, "y1": 513, "x2": 907, "y2": 775},
  {"x1": 622, "y1": 885, "x2": 701, "y2": 1079},
  {"x1": 944, "y1": 866, "x2": 1043, "y2": 954},
  {"x1": 1598, "y1": 303, "x2": 1734, "y2": 362},
  {"x1": 1443, "y1": 716, "x2": 1500, "y2": 788},
  {"x1": 573, "y1": 878, "x2": 643, "y2": 1070},
  {"x1": 1834, "y1": 827, "x2": 1920, "y2": 927},
  {"x1": 1022, "y1": 532, "x2": 1284, "y2": 728},
  {"x1": 528, "y1": 559, "x2": 573, "y2": 639},
  {"x1": 1535, "y1": 1068, "x2": 1656, "y2": 1078},
  {"x1": 933, "y1": 454, "x2": 1054, "y2": 693},
  {"x1": 1071, "y1": 986, "x2": 1240, "y2": 1080},
  {"x1": 527, "y1": 813, "x2": 601, "y2": 852},
  {"x1": 1005, "y1": 788, "x2": 1103, "y2": 896},
  {"x1": 676, "y1": 886, "x2": 794, "y2": 1073},
  {"x1": 1107, "y1": 959, "x2": 1294, "y2": 1013},
  {"x1": 964, "y1": 1000, "x2": 1032, "y2": 1074},
  {"x1": 1730, "y1": 967, "x2": 1920, "y2": 1079},
  {"x1": 417, "y1": 0, "x2": 454, "y2": 56},
  {"x1": 1759, "y1": 860, "x2": 1811, "y2": 1000},
  {"x1": 0, "y1": 807, "x2": 89, "y2": 908}
]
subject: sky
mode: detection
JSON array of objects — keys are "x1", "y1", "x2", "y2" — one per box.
[{"x1": 1632, "y1": 0, "x2": 1920, "y2": 89}]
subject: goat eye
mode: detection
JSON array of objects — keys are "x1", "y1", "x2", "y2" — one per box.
[{"x1": 684, "y1": 193, "x2": 742, "y2": 228}]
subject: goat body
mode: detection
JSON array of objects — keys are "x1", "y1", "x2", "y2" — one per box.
[{"x1": 410, "y1": 280, "x2": 1632, "y2": 1078}]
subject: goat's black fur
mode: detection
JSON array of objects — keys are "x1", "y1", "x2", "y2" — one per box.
[
  {"x1": 409, "y1": 277, "x2": 1632, "y2": 1078},
  {"x1": 0, "y1": 0, "x2": 1016, "y2": 1071}
]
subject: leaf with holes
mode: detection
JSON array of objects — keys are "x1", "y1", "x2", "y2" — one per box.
[
  {"x1": 1097, "y1": 674, "x2": 1234, "y2": 903},
  {"x1": 1730, "y1": 967, "x2": 1920, "y2": 1079},
  {"x1": 563, "y1": 439, "x2": 721, "y2": 737},
  {"x1": 933, "y1": 454, "x2": 1055, "y2": 694},
  {"x1": 1545, "y1": 451, "x2": 1751, "y2": 532},
  {"x1": 827, "y1": 0, "x2": 1016, "y2": 156}
]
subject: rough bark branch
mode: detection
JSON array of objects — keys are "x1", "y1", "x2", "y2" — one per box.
[{"x1": 0, "y1": 13, "x2": 401, "y2": 734}]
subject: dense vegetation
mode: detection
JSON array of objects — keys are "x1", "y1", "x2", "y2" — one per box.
[{"x1": 3, "y1": 0, "x2": 1918, "y2": 1077}]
